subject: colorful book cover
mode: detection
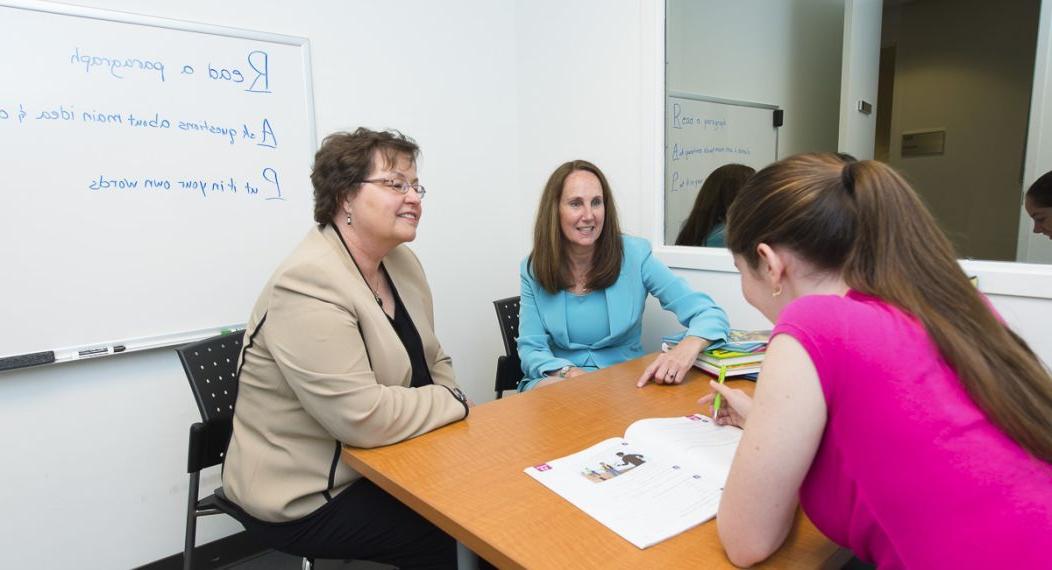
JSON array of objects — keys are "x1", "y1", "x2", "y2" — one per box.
[
  {"x1": 728, "y1": 329, "x2": 771, "y2": 343},
  {"x1": 695, "y1": 360, "x2": 762, "y2": 377},
  {"x1": 699, "y1": 348, "x2": 765, "y2": 366},
  {"x1": 722, "y1": 329, "x2": 772, "y2": 353}
]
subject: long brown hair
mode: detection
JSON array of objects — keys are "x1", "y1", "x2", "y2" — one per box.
[
  {"x1": 529, "y1": 160, "x2": 623, "y2": 293},
  {"x1": 726, "y1": 153, "x2": 1052, "y2": 463},
  {"x1": 675, "y1": 163, "x2": 754, "y2": 246}
]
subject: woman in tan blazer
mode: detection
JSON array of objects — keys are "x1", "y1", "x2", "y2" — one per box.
[{"x1": 222, "y1": 128, "x2": 469, "y2": 569}]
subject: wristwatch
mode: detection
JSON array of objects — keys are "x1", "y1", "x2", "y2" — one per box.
[{"x1": 556, "y1": 365, "x2": 572, "y2": 378}]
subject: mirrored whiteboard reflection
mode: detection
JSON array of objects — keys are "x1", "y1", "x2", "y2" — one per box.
[{"x1": 665, "y1": 95, "x2": 776, "y2": 247}]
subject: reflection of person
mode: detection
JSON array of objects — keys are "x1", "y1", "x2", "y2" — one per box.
[
  {"x1": 698, "y1": 154, "x2": 1052, "y2": 568},
  {"x1": 222, "y1": 128, "x2": 469, "y2": 568},
  {"x1": 1024, "y1": 170, "x2": 1052, "y2": 239},
  {"x1": 616, "y1": 451, "x2": 645, "y2": 467},
  {"x1": 674, "y1": 164, "x2": 755, "y2": 247},
  {"x1": 517, "y1": 160, "x2": 730, "y2": 391}
]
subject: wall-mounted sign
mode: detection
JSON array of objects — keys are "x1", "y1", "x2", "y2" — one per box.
[{"x1": 902, "y1": 129, "x2": 946, "y2": 156}]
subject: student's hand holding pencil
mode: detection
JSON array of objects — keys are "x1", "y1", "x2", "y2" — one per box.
[{"x1": 698, "y1": 380, "x2": 752, "y2": 427}]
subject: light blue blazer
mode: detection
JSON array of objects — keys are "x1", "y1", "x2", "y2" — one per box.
[{"x1": 517, "y1": 235, "x2": 729, "y2": 385}]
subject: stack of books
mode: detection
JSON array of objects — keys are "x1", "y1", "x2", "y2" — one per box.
[
  {"x1": 695, "y1": 347, "x2": 765, "y2": 377},
  {"x1": 666, "y1": 329, "x2": 769, "y2": 378},
  {"x1": 662, "y1": 329, "x2": 771, "y2": 377}
]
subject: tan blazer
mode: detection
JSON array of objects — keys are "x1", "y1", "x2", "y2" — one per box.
[{"x1": 222, "y1": 224, "x2": 468, "y2": 522}]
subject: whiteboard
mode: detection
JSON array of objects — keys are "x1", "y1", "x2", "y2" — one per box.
[
  {"x1": 664, "y1": 95, "x2": 779, "y2": 245},
  {"x1": 0, "y1": 1, "x2": 315, "y2": 366}
]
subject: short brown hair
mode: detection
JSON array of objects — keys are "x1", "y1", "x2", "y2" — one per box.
[
  {"x1": 310, "y1": 128, "x2": 420, "y2": 225},
  {"x1": 726, "y1": 153, "x2": 1052, "y2": 463},
  {"x1": 529, "y1": 160, "x2": 623, "y2": 293}
]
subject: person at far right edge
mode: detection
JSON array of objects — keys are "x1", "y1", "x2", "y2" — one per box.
[
  {"x1": 696, "y1": 153, "x2": 1052, "y2": 569},
  {"x1": 1025, "y1": 169, "x2": 1052, "y2": 240}
]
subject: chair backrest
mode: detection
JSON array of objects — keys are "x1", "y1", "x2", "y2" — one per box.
[
  {"x1": 177, "y1": 331, "x2": 245, "y2": 473},
  {"x1": 177, "y1": 331, "x2": 245, "y2": 423},
  {"x1": 492, "y1": 297, "x2": 522, "y2": 397},
  {"x1": 492, "y1": 296, "x2": 520, "y2": 358}
]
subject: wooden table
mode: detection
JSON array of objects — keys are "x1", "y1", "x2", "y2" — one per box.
[{"x1": 343, "y1": 354, "x2": 849, "y2": 569}]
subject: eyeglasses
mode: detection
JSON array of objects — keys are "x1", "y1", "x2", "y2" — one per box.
[{"x1": 360, "y1": 178, "x2": 427, "y2": 199}]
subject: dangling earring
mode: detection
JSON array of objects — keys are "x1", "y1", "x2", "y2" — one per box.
[
  {"x1": 771, "y1": 285, "x2": 782, "y2": 297},
  {"x1": 346, "y1": 211, "x2": 352, "y2": 226}
]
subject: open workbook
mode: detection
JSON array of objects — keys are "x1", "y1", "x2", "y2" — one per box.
[{"x1": 524, "y1": 415, "x2": 743, "y2": 549}]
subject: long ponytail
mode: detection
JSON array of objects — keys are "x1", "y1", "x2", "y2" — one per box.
[{"x1": 727, "y1": 154, "x2": 1052, "y2": 463}]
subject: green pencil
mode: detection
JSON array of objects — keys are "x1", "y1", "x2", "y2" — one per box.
[{"x1": 712, "y1": 365, "x2": 727, "y2": 418}]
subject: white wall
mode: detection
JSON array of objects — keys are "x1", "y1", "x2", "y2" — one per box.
[
  {"x1": 2, "y1": 2, "x2": 1051, "y2": 568},
  {"x1": 515, "y1": 0, "x2": 646, "y2": 240}
]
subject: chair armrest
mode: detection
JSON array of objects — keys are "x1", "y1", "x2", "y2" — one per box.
[
  {"x1": 495, "y1": 354, "x2": 524, "y2": 394},
  {"x1": 187, "y1": 419, "x2": 233, "y2": 473}
]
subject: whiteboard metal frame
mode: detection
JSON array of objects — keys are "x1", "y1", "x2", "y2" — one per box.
[
  {"x1": 667, "y1": 91, "x2": 779, "y2": 110},
  {"x1": 0, "y1": 0, "x2": 317, "y2": 369}
]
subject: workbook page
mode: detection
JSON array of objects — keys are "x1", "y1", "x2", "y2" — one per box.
[
  {"x1": 524, "y1": 416, "x2": 741, "y2": 549},
  {"x1": 624, "y1": 415, "x2": 742, "y2": 485}
]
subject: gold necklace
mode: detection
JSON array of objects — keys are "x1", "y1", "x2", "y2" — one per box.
[{"x1": 571, "y1": 266, "x2": 592, "y2": 295}]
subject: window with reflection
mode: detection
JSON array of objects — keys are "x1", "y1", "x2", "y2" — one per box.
[{"x1": 664, "y1": 0, "x2": 1046, "y2": 264}]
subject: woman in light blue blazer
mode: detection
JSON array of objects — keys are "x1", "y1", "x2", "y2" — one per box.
[{"x1": 517, "y1": 160, "x2": 729, "y2": 391}]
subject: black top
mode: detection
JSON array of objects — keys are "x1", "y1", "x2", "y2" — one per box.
[
  {"x1": 330, "y1": 223, "x2": 435, "y2": 389},
  {"x1": 382, "y1": 268, "x2": 433, "y2": 388}
]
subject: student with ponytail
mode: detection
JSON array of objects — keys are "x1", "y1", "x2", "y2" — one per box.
[{"x1": 696, "y1": 153, "x2": 1052, "y2": 568}]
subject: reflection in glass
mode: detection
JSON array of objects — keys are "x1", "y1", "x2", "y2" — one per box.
[
  {"x1": 663, "y1": 1, "x2": 1051, "y2": 264},
  {"x1": 664, "y1": 0, "x2": 843, "y2": 248},
  {"x1": 674, "y1": 164, "x2": 755, "y2": 248},
  {"x1": 1025, "y1": 172, "x2": 1052, "y2": 242},
  {"x1": 875, "y1": 0, "x2": 1039, "y2": 261}
]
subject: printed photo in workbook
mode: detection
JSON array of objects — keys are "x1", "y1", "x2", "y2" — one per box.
[{"x1": 524, "y1": 414, "x2": 742, "y2": 548}]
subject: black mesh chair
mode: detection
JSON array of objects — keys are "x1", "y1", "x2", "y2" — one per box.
[
  {"x1": 492, "y1": 296, "x2": 523, "y2": 399},
  {"x1": 177, "y1": 332, "x2": 317, "y2": 570},
  {"x1": 177, "y1": 331, "x2": 247, "y2": 570}
]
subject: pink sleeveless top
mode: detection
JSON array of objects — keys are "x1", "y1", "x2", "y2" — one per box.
[{"x1": 772, "y1": 291, "x2": 1052, "y2": 569}]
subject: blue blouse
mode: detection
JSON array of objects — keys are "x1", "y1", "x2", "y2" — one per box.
[
  {"x1": 565, "y1": 290, "x2": 610, "y2": 364},
  {"x1": 703, "y1": 223, "x2": 727, "y2": 247},
  {"x1": 517, "y1": 235, "x2": 729, "y2": 388}
]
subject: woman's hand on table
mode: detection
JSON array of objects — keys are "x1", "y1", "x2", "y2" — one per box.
[{"x1": 636, "y1": 336, "x2": 709, "y2": 387}]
